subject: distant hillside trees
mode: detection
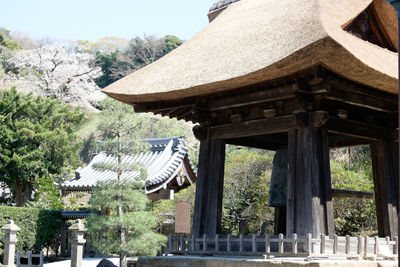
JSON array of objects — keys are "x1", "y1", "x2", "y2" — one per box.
[
  {"x1": 76, "y1": 36, "x2": 129, "y2": 54},
  {"x1": 0, "y1": 29, "x2": 20, "y2": 52},
  {"x1": 93, "y1": 35, "x2": 183, "y2": 88},
  {"x1": 0, "y1": 88, "x2": 83, "y2": 206}
]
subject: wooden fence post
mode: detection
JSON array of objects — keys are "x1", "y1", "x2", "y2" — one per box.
[
  {"x1": 265, "y1": 235, "x2": 270, "y2": 254},
  {"x1": 292, "y1": 234, "x2": 298, "y2": 254},
  {"x1": 364, "y1": 236, "x2": 369, "y2": 258},
  {"x1": 279, "y1": 234, "x2": 284, "y2": 253},
  {"x1": 374, "y1": 236, "x2": 379, "y2": 255},
  {"x1": 239, "y1": 234, "x2": 244, "y2": 253},
  {"x1": 252, "y1": 234, "x2": 257, "y2": 253},
  {"x1": 40, "y1": 251, "x2": 44, "y2": 267},
  {"x1": 28, "y1": 251, "x2": 32, "y2": 267},
  {"x1": 227, "y1": 234, "x2": 232, "y2": 252},
  {"x1": 180, "y1": 234, "x2": 185, "y2": 251},
  {"x1": 191, "y1": 234, "x2": 195, "y2": 251},
  {"x1": 16, "y1": 251, "x2": 20, "y2": 267},
  {"x1": 215, "y1": 234, "x2": 220, "y2": 252},
  {"x1": 320, "y1": 235, "x2": 326, "y2": 255},
  {"x1": 306, "y1": 233, "x2": 312, "y2": 256},
  {"x1": 168, "y1": 234, "x2": 173, "y2": 251},
  {"x1": 357, "y1": 236, "x2": 363, "y2": 255},
  {"x1": 393, "y1": 236, "x2": 398, "y2": 255},
  {"x1": 203, "y1": 234, "x2": 207, "y2": 252},
  {"x1": 333, "y1": 234, "x2": 338, "y2": 254},
  {"x1": 345, "y1": 235, "x2": 350, "y2": 254}
]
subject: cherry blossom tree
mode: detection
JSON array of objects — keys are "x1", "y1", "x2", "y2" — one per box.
[{"x1": 4, "y1": 44, "x2": 104, "y2": 110}]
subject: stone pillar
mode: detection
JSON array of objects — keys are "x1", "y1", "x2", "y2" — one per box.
[
  {"x1": 371, "y1": 140, "x2": 399, "y2": 237},
  {"x1": 286, "y1": 113, "x2": 334, "y2": 238},
  {"x1": 2, "y1": 220, "x2": 20, "y2": 267},
  {"x1": 69, "y1": 219, "x2": 86, "y2": 267},
  {"x1": 192, "y1": 139, "x2": 226, "y2": 237}
]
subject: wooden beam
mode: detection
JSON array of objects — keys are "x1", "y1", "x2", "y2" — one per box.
[
  {"x1": 323, "y1": 89, "x2": 397, "y2": 113},
  {"x1": 209, "y1": 116, "x2": 297, "y2": 140},
  {"x1": 205, "y1": 111, "x2": 331, "y2": 140},
  {"x1": 208, "y1": 84, "x2": 297, "y2": 111},
  {"x1": 326, "y1": 118, "x2": 392, "y2": 141},
  {"x1": 325, "y1": 77, "x2": 397, "y2": 105},
  {"x1": 206, "y1": 111, "x2": 329, "y2": 140},
  {"x1": 225, "y1": 138, "x2": 282, "y2": 151},
  {"x1": 328, "y1": 135, "x2": 372, "y2": 148},
  {"x1": 331, "y1": 189, "x2": 373, "y2": 199}
]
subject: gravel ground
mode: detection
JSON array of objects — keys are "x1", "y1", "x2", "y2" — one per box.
[{"x1": 44, "y1": 257, "x2": 120, "y2": 267}]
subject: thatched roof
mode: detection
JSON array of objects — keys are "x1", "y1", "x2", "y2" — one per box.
[{"x1": 103, "y1": 0, "x2": 398, "y2": 104}]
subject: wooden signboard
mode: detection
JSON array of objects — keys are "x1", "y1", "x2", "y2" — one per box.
[{"x1": 175, "y1": 201, "x2": 191, "y2": 234}]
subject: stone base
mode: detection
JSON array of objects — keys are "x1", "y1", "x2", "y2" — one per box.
[{"x1": 137, "y1": 256, "x2": 397, "y2": 267}]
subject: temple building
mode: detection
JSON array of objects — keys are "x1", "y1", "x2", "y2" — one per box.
[
  {"x1": 102, "y1": 0, "x2": 399, "y2": 241},
  {"x1": 60, "y1": 136, "x2": 197, "y2": 201}
]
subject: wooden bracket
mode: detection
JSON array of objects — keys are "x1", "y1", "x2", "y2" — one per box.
[
  {"x1": 192, "y1": 125, "x2": 208, "y2": 141},
  {"x1": 230, "y1": 114, "x2": 243, "y2": 124},
  {"x1": 293, "y1": 110, "x2": 329, "y2": 128},
  {"x1": 263, "y1": 109, "x2": 276, "y2": 118}
]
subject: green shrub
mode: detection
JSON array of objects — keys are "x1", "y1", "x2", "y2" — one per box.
[{"x1": 0, "y1": 206, "x2": 62, "y2": 254}]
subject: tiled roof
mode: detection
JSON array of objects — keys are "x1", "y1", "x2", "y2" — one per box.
[
  {"x1": 209, "y1": 0, "x2": 241, "y2": 12},
  {"x1": 61, "y1": 210, "x2": 99, "y2": 219},
  {"x1": 59, "y1": 136, "x2": 196, "y2": 194}
]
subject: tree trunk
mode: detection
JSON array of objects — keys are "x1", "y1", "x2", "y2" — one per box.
[
  {"x1": 117, "y1": 138, "x2": 127, "y2": 267},
  {"x1": 120, "y1": 252, "x2": 127, "y2": 267},
  {"x1": 14, "y1": 182, "x2": 33, "y2": 207}
]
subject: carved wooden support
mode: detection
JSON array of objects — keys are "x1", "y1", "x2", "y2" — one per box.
[
  {"x1": 293, "y1": 111, "x2": 329, "y2": 128},
  {"x1": 230, "y1": 114, "x2": 243, "y2": 124},
  {"x1": 192, "y1": 125, "x2": 208, "y2": 141}
]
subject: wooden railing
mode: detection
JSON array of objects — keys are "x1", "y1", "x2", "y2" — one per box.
[{"x1": 167, "y1": 233, "x2": 398, "y2": 260}]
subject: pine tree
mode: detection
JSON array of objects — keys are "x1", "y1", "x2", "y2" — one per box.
[
  {"x1": 87, "y1": 97, "x2": 166, "y2": 267},
  {"x1": 87, "y1": 180, "x2": 166, "y2": 266}
]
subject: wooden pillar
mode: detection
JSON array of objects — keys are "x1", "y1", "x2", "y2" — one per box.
[
  {"x1": 61, "y1": 220, "x2": 66, "y2": 256},
  {"x1": 192, "y1": 139, "x2": 226, "y2": 237},
  {"x1": 286, "y1": 121, "x2": 334, "y2": 237},
  {"x1": 371, "y1": 140, "x2": 398, "y2": 237}
]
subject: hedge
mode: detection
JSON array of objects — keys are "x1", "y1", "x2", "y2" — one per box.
[{"x1": 0, "y1": 206, "x2": 62, "y2": 254}]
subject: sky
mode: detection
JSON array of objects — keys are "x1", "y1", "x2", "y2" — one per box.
[{"x1": 0, "y1": 0, "x2": 217, "y2": 42}]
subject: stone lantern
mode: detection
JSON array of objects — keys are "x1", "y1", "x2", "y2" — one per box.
[
  {"x1": 68, "y1": 219, "x2": 86, "y2": 267},
  {"x1": 2, "y1": 220, "x2": 20, "y2": 267}
]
